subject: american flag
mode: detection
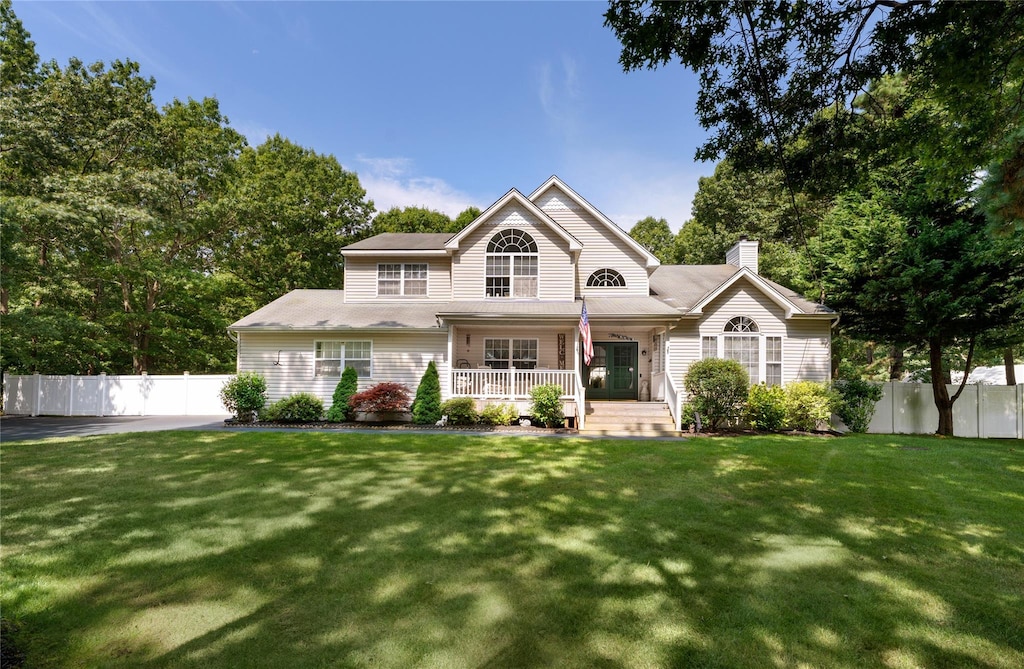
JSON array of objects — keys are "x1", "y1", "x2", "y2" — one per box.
[{"x1": 578, "y1": 299, "x2": 594, "y2": 366}]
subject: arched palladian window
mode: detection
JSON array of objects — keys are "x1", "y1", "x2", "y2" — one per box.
[
  {"x1": 702, "y1": 316, "x2": 782, "y2": 385},
  {"x1": 486, "y1": 229, "x2": 538, "y2": 297},
  {"x1": 586, "y1": 268, "x2": 626, "y2": 288}
]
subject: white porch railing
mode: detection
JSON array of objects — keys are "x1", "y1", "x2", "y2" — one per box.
[
  {"x1": 666, "y1": 373, "x2": 683, "y2": 431},
  {"x1": 450, "y1": 368, "x2": 575, "y2": 400},
  {"x1": 574, "y1": 370, "x2": 586, "y2": 430}
]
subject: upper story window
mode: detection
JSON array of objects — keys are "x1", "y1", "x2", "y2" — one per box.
[
  {"x1": 486, "y1": 229, "x2": 537, "y2": 298},
  {"x1": 377, "y1": 263, "x2": 428, "y2": 296},
  {"x1": 724, "y1": 316, "x2": 758, "y2": 333},
  {"x1": 586, "y1": 268, "x2": 626, "y2": 288}
]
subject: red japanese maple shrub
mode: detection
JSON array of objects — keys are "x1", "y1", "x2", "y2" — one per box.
[{"x1": 349, "y1": 382, "x2": 412, "y2": 414}]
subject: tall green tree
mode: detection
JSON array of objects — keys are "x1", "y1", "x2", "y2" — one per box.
[
  {"x1": 628, "y1": 216, "x2": 673, "y2": 263},
  {"x1": 371, "y1": 206, "x2": 455, "y2": 235},
  {"x1": 815, "y1": 184, "x2": 1024, "y2": 436},
  {"x1": 222, "y1": 135, "x2": 375, "y2": 306}
]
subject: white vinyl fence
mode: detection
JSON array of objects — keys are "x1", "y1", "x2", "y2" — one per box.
[
  {"x1": 867, "y1": 382, "x2": 1024, "y2": 439},
  {"x1": 3, "y1": 373, "x2": 232, "y2": 416}
]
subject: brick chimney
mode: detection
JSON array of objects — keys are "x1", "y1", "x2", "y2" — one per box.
[{"x1": 726, "y1": 235, "x2": 759, "y2": 274}]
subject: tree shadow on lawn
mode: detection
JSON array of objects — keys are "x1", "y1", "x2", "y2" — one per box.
[{"x1": 1, "y1": 432, "x2": 1022, "y2": 668}]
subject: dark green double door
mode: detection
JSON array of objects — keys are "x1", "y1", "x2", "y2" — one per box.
[{"x1": 584, "y1": 342, "x2": 638, "y2": 400}]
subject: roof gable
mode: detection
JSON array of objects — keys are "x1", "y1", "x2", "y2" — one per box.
[
  {"x1": 649, "y1": 265, "x2": 836, "y2": 318},
  {"x1": 445, "y1": 188, "x2": 582, "y2": 253},
  {"x1": 529, "y1": 176, "x2": 660, "y2": 269}
]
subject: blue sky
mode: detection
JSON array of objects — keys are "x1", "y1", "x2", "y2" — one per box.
[{"x1": 15, "y1": 1, "x2": 712, "y2": 230}]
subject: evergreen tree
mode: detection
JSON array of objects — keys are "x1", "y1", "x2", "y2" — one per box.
[
  {"x1": 325, "y1": 366, "x2": 359, "y2": 422},
  {"x1": 412, "y1": 360, "x2": 442, "y2": 425}
]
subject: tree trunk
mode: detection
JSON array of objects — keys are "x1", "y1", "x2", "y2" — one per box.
[
  {"x1": 929, "y1": 338, "x2": 955, "y2": 436},
  {"x1": 1005, "y1": 347, "x2": 1017, "y2": 386},
  {"x1": 889, "y1": 346, "x2": 904, "y2": 381}
]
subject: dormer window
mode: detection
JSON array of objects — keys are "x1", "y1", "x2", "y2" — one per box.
[
  {"x1": 377, "y1": 263, "x2": 428, "y2": 296},
  {"x1": 486, "y1": 229, "x2": 538, "y2": 298},
  {"x1": 586, "y1": 268, "x2": 625, "y2": 288}
]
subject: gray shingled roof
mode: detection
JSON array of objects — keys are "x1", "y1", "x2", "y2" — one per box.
[
  {"x1": 230, "y1": 290, "x2": 443, "y2": 330},
  {"x1": 231, "y1": 265, "x2": 833, "y2": 331},
  {"x1": 342, "y1": 233, "x2": 453, "y2": 251},
  {"x1": 650, "y1": 265, "x2": 834, "y2": 315}
]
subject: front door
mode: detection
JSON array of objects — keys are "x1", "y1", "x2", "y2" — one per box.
[{"x1": 584, "y1": 342, "x2": 638, "y2": 400}]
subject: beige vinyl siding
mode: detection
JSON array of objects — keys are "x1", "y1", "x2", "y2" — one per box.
[
  {"x1": 781, "y1": 319, "x2": 832, "y2": 383},
  {"x1": 451, "y1": 202, "x2": 574, "y2": 301},
  {"x1": 343, "y1": 257, "x2": 452, "y2": 302},
  {"x1": 451, "y1": 325, "x2": 574, "y2": 370},
  {"x1": 666, "y1": 278, "x2": 832, "y2": 387},
  {"x1": 238, "y1": 331, "x2": 449, "y2": 408},
  {"x1": 534, "y1": 186, "x2": 650, "y2": 297}
]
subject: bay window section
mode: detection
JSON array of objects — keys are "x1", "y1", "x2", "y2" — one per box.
[{"x1": 766, "y1": 336, "x2": 782, "y2": 386}]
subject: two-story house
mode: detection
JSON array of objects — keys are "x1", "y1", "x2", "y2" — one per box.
[{"x1": 228, "y1": 176, "x2": 836, "y2": 430}]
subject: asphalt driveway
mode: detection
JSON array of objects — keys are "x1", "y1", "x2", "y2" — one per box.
[{"x1": 0, "y1": 415, "x2": 230, "y2": 442}]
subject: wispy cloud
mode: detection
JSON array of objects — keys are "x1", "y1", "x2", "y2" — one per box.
[
  {"x1": 355, "y1": 157, "x2": 484, "y2": 217},
  {"x1": 559, "y1": 149, "x2": 708, "y2": 232},
  {"x1": 76, "y1": 2, "x2": 179, "y2": 81},
  {"x1": 233, "y1": 120, "x2": 275, "y2": 147},
  {"x1": 538, "y1": 54, "x2": 583, "y2": 137}
]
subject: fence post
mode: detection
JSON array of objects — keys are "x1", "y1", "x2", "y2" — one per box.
[
  {"x1": 183, "y1": 371, "x2": 189, "y2": 415},
  {"x1": 32, "y1": 372, "x2": 41, "y2": 417},
  {"x1": 977, "y1": 384, "x2": 986, "y2": 439},
  {"x1": 98, "y1": 373, "x2": 107, "y2": 416},
  {"x1": 1018, "y1": 384, "x2": 1024, "y2": 440},
  {"x1": 140, "y1": 371, "x2": 147, "y2": 416},
  {"x1": 66, "y1": 374, "x2": 74, "y2": 416}
]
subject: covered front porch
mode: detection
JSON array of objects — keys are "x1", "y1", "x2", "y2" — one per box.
[{"x1": 439, "y1": 310, "x2": 680, "y2": 427}]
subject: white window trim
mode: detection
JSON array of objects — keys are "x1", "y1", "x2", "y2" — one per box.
[
  {"x1": 702, "y1": 321, "x2": 784, "y2": 386},
  {"x1": 482, "y1": 337, "x2": 539, "y2": 369},
  {"x1": 313, "y1": 340, "x2": 373, "y2": 378},
  {"x1": 376, "y1": 263, "x2": 429, "y2": 298},
  {"x1": 485, "y1": 230, "x2": 539, "y2": 299}
]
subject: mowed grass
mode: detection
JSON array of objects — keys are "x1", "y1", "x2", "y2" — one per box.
[{"x1": 1, "y1": 431, "x2": 1022, "y2": 668}]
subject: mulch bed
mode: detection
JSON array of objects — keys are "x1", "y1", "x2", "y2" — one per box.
[{"x1": 223, "y1": 419, "x2": 578, "y2": 435}]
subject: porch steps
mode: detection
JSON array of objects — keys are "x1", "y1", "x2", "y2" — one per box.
[{"x1": 581, "y1": 401, "x2": 680, "y2": 438}]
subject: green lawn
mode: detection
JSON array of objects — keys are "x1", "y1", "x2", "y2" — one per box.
[{"x1": 1, "y1": 431, "x2": 1022, "y2": 668}]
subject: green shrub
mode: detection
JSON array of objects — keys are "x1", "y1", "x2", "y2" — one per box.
[
  {"x1": 325, "y1": 367, "x2": 359, "y2": 422},
  {"x1": 412, "y1": 361, "x2": 443, "y2": 425},
  {"x1": 684, "y1": 358, "x2": 748, "y2": 430},
  {"x1": 260, "y1": 392, "x2": 324, "y2": 423},
  {"x1": 439, "y1": 397, "x2": 479, "y2": 425},
  {"x1": 480, "y1": 402, "x2": 519, "y2": 426},
  {"x1": 529, "y1": 383, "x2": 565, "y2": 428},
  {"x1": 834, "y1": 379, "x2": 884, "y2": 432},
  {"x1": 349, "y1": 382, "x2": 412, "y2": 414},
  {"x1": 784, "y1": 381, "x2": 839, "y2": 431},
  {"x1": 746, "y1": 383, "x2": 787, "y2": 431},
  {"x1": 219, "y1": 372, "x2": 268, "y2": 422},
  {"x1": 680, "y1": 402, "x2": 697, "y2": 431}
]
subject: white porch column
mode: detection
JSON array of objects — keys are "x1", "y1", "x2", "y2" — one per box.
[{"x1": 445, "y1": 324, "x2": 453, "y2": 399}]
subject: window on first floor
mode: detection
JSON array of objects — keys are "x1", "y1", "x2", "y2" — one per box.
[
  {"x1": 315, "y1": 341, "x2": 372, "y2": 378},
  {"x1": 652, "y1": 333, "x2": 664, "y2": 374},
  {"x1": 700, "y1": 319, "x2": 783, "y2": 386},
  {"x1": 377, "y1": 263, "x2": 428, "y2": 296},
  {"x1": 483, "y1": 338, "x2": 538, "y2": 369}
]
